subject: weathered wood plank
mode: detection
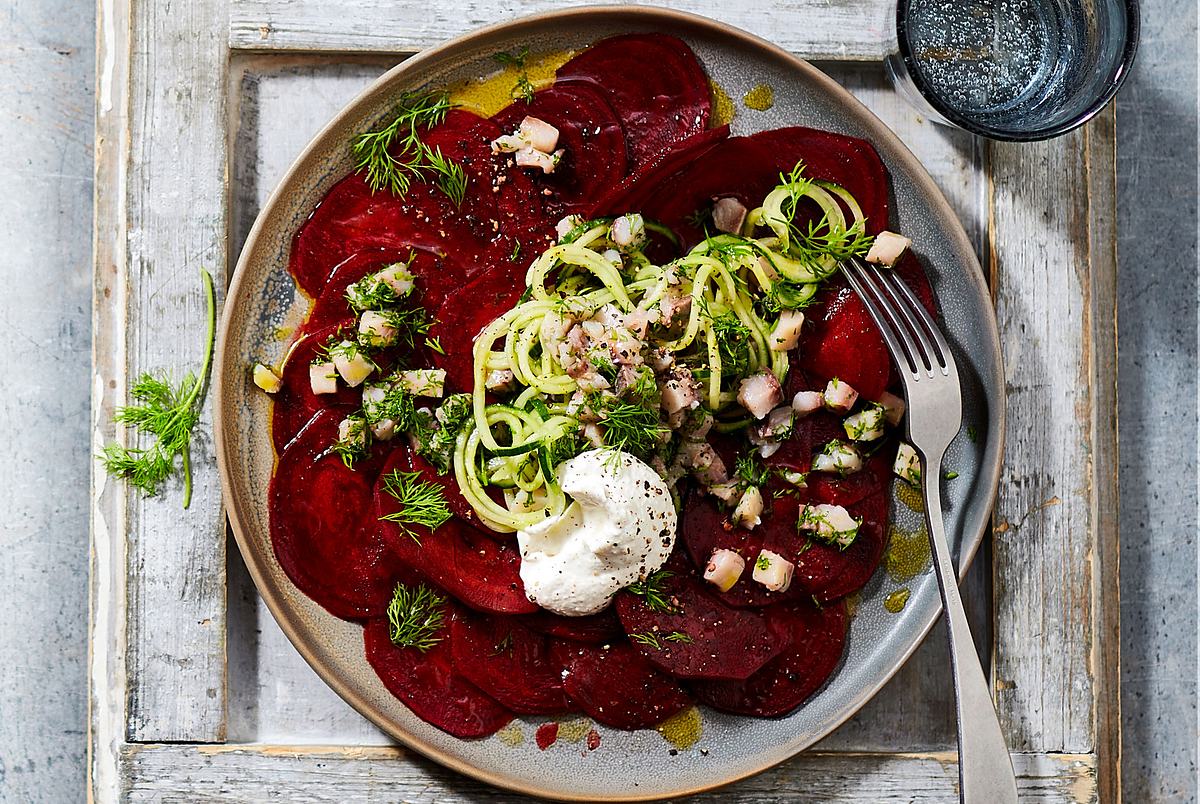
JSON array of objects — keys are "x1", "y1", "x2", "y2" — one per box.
[
  {"x1": 120, "y1": 0, "x2": 230, "y2": 741},
  {"x1": 989, "y1": 108, "x2": 1120, "y2": 766},
  {"x1": 120, "y1": 745, "x2": 1098, "y2": 803},
  {"x1": 91, "y1": 0, "x2": 133, "y2": 796},
  {"x1": 228, "y1": 0, "x2": 893, "y2": 58}
]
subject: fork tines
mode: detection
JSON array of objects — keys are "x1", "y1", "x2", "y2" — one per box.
[{"x1": 841, "y1": 257, "x2": 954, "y2": 382}]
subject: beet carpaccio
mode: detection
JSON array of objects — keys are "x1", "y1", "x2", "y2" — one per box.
[{"x1": 260, "y1": 33, "x2": 934, "y2": 739}]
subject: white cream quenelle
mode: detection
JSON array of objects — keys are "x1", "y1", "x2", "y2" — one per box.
[{"x1": 516, "y1": 450, "x2": 677, "y2": 616}]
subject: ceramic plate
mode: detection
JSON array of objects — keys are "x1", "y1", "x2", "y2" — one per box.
[{"x1": 215, "y1": 7, "x2": 1004, "y2": 800}]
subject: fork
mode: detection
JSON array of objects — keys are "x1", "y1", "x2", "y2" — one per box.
[{"x1": 842, "y1": 257, "x2": 1018, "y2": 804}]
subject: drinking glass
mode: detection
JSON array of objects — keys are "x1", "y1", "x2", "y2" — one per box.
[{"x1": 885, "y1": 0, "x2": 1140, "y2": 141}]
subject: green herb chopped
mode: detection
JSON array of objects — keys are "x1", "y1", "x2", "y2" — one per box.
[
  {"x1": 379, "y1": 469, "x2": 452, "y2": 542},
  {"x1": 387, "y1": 582, "x2": 446, "y2": 651}
]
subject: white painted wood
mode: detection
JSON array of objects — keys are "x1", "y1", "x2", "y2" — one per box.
[
  {"x1": 119, "y1": 0, "x2": 230, "y2": 741},
  {"x1": 989, "y1": 107, "x2": 1120, "y2": 795},
  {"x1": 228, "y1": 0, "x2": 894, "y2": 58},
  {"x1": 119, "y1": 745, "x2": 1099, "y2": 802}
]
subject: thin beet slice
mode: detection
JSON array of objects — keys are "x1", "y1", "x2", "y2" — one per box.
[
  {"x1": 492, "y1": 82, "x2": 628, "y2": 218},
  {"x1": 363, "y1": 614, "x2": 513, "y2": 738},
  {"x1": 270, "y1": 321, "x2": 359, "y2": 454},
  {"x1": 799, "y1": 281, "x2": 893, "y2": 402},
  {"x1": 590, "y1": 125, "x2": 730, "y2": 218},
  {"x1": 614, "y1": 565, "x2": 788, "y2": 680},
  {"x1": 450, "y1": 609, "x2": 570, "y2": 714},
  {"x1": 306, "y1": 247, "x2": 464, "y2": 333},
  {"x1": 692, "y1": 601, "x2": 848, "y2": 717},
  {"x1": 375, "y1": 450, "x2": 538, "y2": 614},
  {"x1": 556, "y1": 33, "x2": 711, "y2": 169},
  {"x1": 429, "y1": 265, "x2": 528, "y2": 393},
  {"x1": 269, "y1": 410, "x2": 410, "y2": 620},
  {"x1": 552, "y1": 641, "x2": 691, "y2": 729},
  {"x1": 631, "y1": 126, "x2": 890, "y2": 249},
  {"x1": 519, "y1": 607, "x2": 624, "y2": 644}
]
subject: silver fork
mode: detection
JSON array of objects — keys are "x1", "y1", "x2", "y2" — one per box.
[{"x1": 842, "y1": 257, "x2": 1018, "y2": 804}]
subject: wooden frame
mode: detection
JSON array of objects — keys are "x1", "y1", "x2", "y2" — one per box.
[{"x1": 90, "y1": 1, "x2": 1120, "y2": 800}]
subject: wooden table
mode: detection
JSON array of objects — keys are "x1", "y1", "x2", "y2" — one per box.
[{"x1": 90, "y1": 1, "x2": 1121, "y2": 800}]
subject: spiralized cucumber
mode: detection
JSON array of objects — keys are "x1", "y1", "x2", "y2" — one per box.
[{"x1": 453, "y1": 165, "x2": 870, "y2": 533}]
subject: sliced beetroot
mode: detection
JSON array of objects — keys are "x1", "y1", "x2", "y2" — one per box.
[
  {"x1": 269, "y1": 410, "x2": 410, "y2": 620},
  {"x1": 428, "y1": 264, "x2": 528, "y2": 393},
  {"x1": 306, "y1": 247, "x2": 464, "y2": 333},
  {"x1": 519, "y1": 607, "x2": 624, "y2": 644},
  {"x1": 692, "y1": 601, "x2": 848, "y2": 717},
  {"x1": 270, "y1": 321, "x2": 359, "y2": 454},
  {"x1": 557, "y1": 33, "x2": 711, "y2": 169},
  {"x1": 800, "y1": 281, "x2": 893, "y2": 402},
  {"x1": 363, "y1": 614, "x2": 513, "y2": 738},
  {"x1": 630, "y1": 126, "x2": 890, "y2": 249},
  {"x1": 289, "y1": 110, "x2": 548, "y2": 297},
  {"x1": 552, "y1": 641, "x2": 691, "y2": 729},
  {"x1": 590, "y1": 124, "x2": 730, "y2": 219},
  {"x1": 791, "y1": 484, "x2": 890, "y2": 601},
  {"x1": 374, "y1": 450, "x2": 538, "y2": 614},
  {"x1": 614, "y1": 566, "x2": 788, "y2": 680},
  {"x1": 492, "y1": 82, "x2": 628, "y2": 218},
  {"x1": 450, "y1": 609, "x2": 570, "y2": 714}
]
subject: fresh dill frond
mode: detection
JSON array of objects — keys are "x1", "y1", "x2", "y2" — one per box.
[
  {"x1": 626, "y1": 569, "x2": 677, "y2": 614},
  {"x1": 100, "y1": 268, "x2": 215, "y2": 508},
  {"x1": 588, "y1": 392, "x2": 666, "y2": 460},
  {"x1": 761, "y1": 281, "x2": 818, "y2": 314},
  {"x1": 362, "y1": 381, "x2": 418, "y2": 431},
  {"x1": 351, "y1": 90, "x2": 468, "y2": 205},
  {"x1": 345, "y1": 274, "x2": 401, "y2": 313},
  {"x1": 708, "y1": 309, "x2": 753, "y2": 378},
  {"x1": 630, "y1": 630, "x2": 692, "y2": 650},
  {"x1": 509, "y1": 241, "x2": 522, "y2": 262},
  {"x1": 545, "y1": 430, "x2": 587, "y2": 467},
  {"x1": 684, "y1": 205, "x2": 711, "y2": 230},
  {"x1": 512, "y1": 74, "x2": 535, "y2": 104},
  {"x1": 425, "y1": 336, "x2": 445, "y2": 355},
  {"x1": 415, "y1": 393, "x2": 473, "y2": 474},
  {"x1": 493, "y1": 46, "x2": 529, "y2": 68},
  {"x1": 734, "y1": 453, "x2": 770, "y2": 488},
  {"x1": 379, "y1": 469, "x2": 452, "y2": 542},
  {"x1": 377, "y1": 307, "x2": 434, "y2": 349},
  {"x1": 491, "y1": 631, "x2": 515, "y2": 657},
  {"x1": 387, "y1": 582, "x2": 447, "y2": 652},
  {"x1": 790, "y1": 216, "x2": 873, "y2": 264}
]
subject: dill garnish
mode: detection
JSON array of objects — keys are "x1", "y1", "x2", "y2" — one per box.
[
  {"x1": 100, "y1": 268, "x2": 215, "y2": 508},
  {"x1": 380, "y1": 469, "x2": 452, "y2": 542},
  {"x1": 387, "y1": 582, "x2": 446, "y2": 652},
  {"x1": 587, "y1": 392, "x2": 666, "y2": 460},
  {"x1": 626, "y1": 569, "x2": 677, "y2": 614},
  {"x1": 630, "y1": 630, "x2": 693, "y2": 650},
  {"x1": 733, "y1": 454, "x2": 770, "y2": 488},
  {"x1": 351, "y1": 90, "x2": 468, "y2": 206},
  {"x1": 708, "y1": 310, "x2": 753, "y2": 378}
]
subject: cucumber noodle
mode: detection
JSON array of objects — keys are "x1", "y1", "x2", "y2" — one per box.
[{"x1": 453, "y1": 168, "x2": 870, "y2": 533}]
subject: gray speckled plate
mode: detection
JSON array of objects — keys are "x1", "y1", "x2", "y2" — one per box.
[{"x1": 215, "y1": 7, "x2": 1004, "y2": 801}]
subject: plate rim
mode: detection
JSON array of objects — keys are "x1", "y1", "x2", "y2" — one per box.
[{"x1": 214, "y1": 5, "x2": 1006, "y2": 801}]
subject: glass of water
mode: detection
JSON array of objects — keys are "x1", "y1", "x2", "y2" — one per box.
[{"x1": 886, "y1": 0, "x2": 1140, "y2": 141}]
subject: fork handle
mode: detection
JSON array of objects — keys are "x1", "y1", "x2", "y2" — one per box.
[{"x1": 922, "y1": 451, "x2": 1019, "y2": 804}]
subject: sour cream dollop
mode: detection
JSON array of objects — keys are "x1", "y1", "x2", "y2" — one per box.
[{"x1": 516, "y1": 450, "x2": 676, "y2": 616}]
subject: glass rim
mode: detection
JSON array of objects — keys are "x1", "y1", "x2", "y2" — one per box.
[{"x1": 894, "y1": 0, "x2": 1141, "y2": 142}]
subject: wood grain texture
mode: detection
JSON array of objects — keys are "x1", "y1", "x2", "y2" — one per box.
[
  {"x1": 120, "y1": 745, "x2": 1099, "y2": 803},
  {"x1": 227, "y1": 0, "x2": 893, "y2": 57},
  {"x1": 988, "y1": 109, "x2": 1120, "y2": 770},
  {"x1": 120, "y1": 0, "x2": 230, "y2": 742}
]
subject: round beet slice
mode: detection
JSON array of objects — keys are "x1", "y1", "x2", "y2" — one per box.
[
  {"x1": 556, "y1": 33, "x2": 711, "y2": 169},
  {"x1": 519, "y1": 607, "x2": 624, "y2": 644},
  {"x1": 552, "y1": 641, "x2": 691, "y2": 730},
  {"x1": 374, "y1": 457, "x2": 538, "y2": 615},
  {"x1": 450, "y1": 609, "x2": 570, "y2": 714},
  {"x1": 428, "y1": 265, "x2": 528, "y2": 394},
  {"x1": 692, "y1": 601, "x2": 848, "y2": 717},
  {"x1": 269, "y1": 410, "x2": 409, "y2": 620},
  {"x1": 492, "y1": 82, "x2": 628, "y2": 218},
  {"x1": 614, "y1": 565, "x2": 788, "y2": 680},
  {"x1": 270, "y1": 321, "x2": 360, "y2": 454},
  {"x1": 363, "y1": 615, "x2": 513, "y2": 738}
]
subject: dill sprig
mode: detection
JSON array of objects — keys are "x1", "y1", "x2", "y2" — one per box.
[
  {"x1": 708, "y1": 309, "x2": 753, "y2": 379},
  {"x1": 380, "y1": 469, "x2": 452, "y2": 542},
  {"x1": 734, "y1": 454, "x2": 770, "y2": 488},
  {"x1": 778, "y1": 161, "x2": 872, "y2": 266},
  {"x1": 587, "y1": 392, "x2": 666, "y2": 459},
  {"x1": 626, "y1": 569, "x2": 677, "y2": 614},
  {"x1": 761, "y1": 281, "x2": 817, "y2": 314},
  {"x1": 100, "y1": 268, "x2": 215, "y2": 508},
  {"x1": 387, "y1": 582, "x2": 446, "y2": 652},
  {"x1": 351, "y1": 90, "x2": 468, "y2": 206},
  {"x1": 630, "y1": 630, "x2": 693, "y2": 650}
]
